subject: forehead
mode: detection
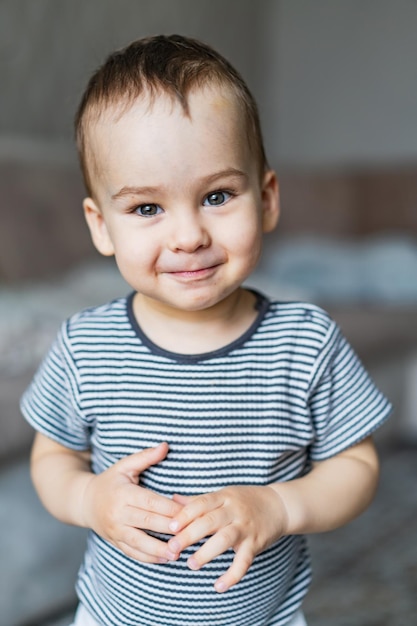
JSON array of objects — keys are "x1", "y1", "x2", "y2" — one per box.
[
  {"x1": 90, "y1": 85, "x2": 247, "y2": 144},
  {"x1": 84, "y1": 86, "x2": 251, "y2": 187}
]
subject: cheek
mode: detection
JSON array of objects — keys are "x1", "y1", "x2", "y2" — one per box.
[
  {"x1": 110, "y1": 229, "x2": 152, "y2": 272},
  {"x1": 227, "y1": 215, "x2": 263, "y2": 260}
]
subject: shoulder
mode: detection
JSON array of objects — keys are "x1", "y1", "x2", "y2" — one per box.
[
  {"x1": 61, "y1": 296, "x2": 131, "y2": 343},
  {"x1": 264, "y1": 299, "x2": 337, "y2": 340},
  {"x1": 66, "y1": 296, "x2": 128, "y2": 325}
]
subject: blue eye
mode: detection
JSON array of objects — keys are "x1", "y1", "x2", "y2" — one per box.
[
  {"x1": 203, "y1": 191, "x2": 231, "y2": 206},
  {"x1": 135, "y1": 203, "x2": 163, "y2": 217}
]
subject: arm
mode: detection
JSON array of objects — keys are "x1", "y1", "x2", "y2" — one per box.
[
  {"x1": 165, "y1": 436, "x2": 379, "y2": 592},
  {"x1": 271, "y1": 435, "x2": 379, "y2": 534},
  {"x1": 30, "y1": 432, "x2": 182, "y2": 563}
]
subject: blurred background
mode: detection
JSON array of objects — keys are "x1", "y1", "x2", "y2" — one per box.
[{"x1": 1, "y1": 1, "x2": 416, "y2": 624}]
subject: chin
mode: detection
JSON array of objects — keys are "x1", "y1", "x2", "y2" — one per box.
[
  {"x1": 172, "y1": 297, "x2": 219, "y2": 312},
  {"x1": 176, "y1": 289, "x2": 239, "y2": 313}
]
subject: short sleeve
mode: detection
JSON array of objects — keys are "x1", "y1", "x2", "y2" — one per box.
[
  {"x1": 20, "y1": 323, "x2": 91, "y2": 450},
  {"x1": 307, "y1": 321, "x2": 392, "y2": 460}
]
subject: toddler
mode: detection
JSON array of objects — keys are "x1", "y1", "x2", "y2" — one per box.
[{"x1": 21, "y1": 34, "x2": 391, "y2": 626}]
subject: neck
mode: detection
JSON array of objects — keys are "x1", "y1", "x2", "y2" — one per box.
[{"x1": 132, "y1": 288, "x2": 258, "y2": 354}]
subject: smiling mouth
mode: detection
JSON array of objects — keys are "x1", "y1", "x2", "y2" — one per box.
[{"x1": 166, "y1": 264, "x2": 221, "y2": 280}]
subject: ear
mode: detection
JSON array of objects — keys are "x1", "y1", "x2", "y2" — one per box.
[
  {"x1": 261, "y1": 169, "x2": 280, "y2": 233},
  {"x1": 83, "y1": 197, "x2": 115, "y2": 256}
]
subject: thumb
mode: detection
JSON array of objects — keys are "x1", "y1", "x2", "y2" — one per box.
[{"x1": 117, "y1": 442, "x2": 169, "y2": 480}]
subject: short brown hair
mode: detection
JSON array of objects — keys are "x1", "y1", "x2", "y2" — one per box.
[{"x1": 75, "y1": 34, "x2": 268, "y2": 195}]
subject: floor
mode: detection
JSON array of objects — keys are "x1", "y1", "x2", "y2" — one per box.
[{"x1": 304, "y1": 440, "x2": 417, "y2": 626}]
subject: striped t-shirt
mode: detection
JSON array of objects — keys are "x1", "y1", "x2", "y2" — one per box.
[{"x1": 21, "y1": 291, "x2": 391, "y2": 626}]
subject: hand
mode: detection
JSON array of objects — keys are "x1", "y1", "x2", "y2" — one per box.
[
  {"x1": 81, "y1": 442, "x2": 182, "y2": 563},
  {"x1": 165, "y1": 485, "x2": 289, "y2": 592}
]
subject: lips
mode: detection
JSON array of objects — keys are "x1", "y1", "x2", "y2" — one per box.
[
  {"x1": 162, "y1": 253, "x2": 224, "y2": 274},
  {"x1": 157, "y1": 256, "x2": 223, "y2": 284},
  {"x1": 167, "y1": 264, "x2": 220, "y2": 278},
  {"x1": 169, "y1": 263, "x2": 217, "y2": 272}
]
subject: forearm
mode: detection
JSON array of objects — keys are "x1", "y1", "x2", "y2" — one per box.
[
  {"x1": 30, "y1": 432, "x2": 93, "y2": 527},
  {"x1": 271, "y1": 436, "x2": 380, "y2": 535}
]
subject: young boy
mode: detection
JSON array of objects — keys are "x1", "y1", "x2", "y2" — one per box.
[{"x1": 21, "y1": 35, "x2": 391, "y2": 626}]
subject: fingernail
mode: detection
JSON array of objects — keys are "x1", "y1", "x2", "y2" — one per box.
[
  {"x1": 169, "y1": 521, "x2": 179, "y2": 532},
  {"x1": 165, "y1": 550, "x2": 178, "y2": 561},
  {"x1": 168, "y1": 538, "x2": 180, "y2": 551},
  {"x1": 215, "y1": 580, "x2": 227, "y2": 593},
  {"x1": 157, "y1": 557, "x2": 168, "y2": 564},
  {"x1": 187, "y1": 557, "x2": 200, "y2": 571}
]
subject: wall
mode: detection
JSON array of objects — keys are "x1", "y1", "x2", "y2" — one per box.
[
  {"x1": 4, "y1": 1, "x2": 417, "y2": 169},
  {"x1": 262, "y1": 0, "x2": 417, "y2": 168},
  {"x1": 1, "y1": 0, "x2": 264, "y2": 161}
]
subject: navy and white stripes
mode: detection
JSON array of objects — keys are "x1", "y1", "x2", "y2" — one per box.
[{"x1": 21, "y1": 291, "x2": 391, "y2": 626}]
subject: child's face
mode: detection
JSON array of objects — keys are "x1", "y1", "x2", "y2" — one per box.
[{"x1": 83, "y1": 86, "x2": 279, "y2": 316}]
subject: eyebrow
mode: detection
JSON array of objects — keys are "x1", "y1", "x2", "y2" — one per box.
[
  {"x1": 111, "y1": 168, "x2": 248, "y2": 200},
  {"x1": 111, "y1": 185, "x2": 159, "y2": 200}
]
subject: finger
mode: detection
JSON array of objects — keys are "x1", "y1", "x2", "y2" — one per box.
[
  {"x1": 169, "y1": 491, "x2": 221, "y2": 533},
  {"x1": 117, "y1": 442, "x2": 169, "y2": 481},
  {"x1": 214, "y1": 542, "x2": 254, "y2": 593},
  {"x1": 166, "y1": 506, "x2": 229, "y2": 558},
  {"x1": 172, "y1": 493, "x2": 193, "y2": 506},
  {"x1": 119, "y1": 540, "x2": 169, "y2": 564},
  {"x1": 121, "y1": 526, "x2": 171, "y2": 562},
  {"x1": 185, "y1": 524, "x2": 238, "y2": 570},
  {"x1": 135, "y1": 485, "x2": 183, "y2": 519},
  {"x1": 124, "y1": 505, "x2": 181, "y2": 535}
]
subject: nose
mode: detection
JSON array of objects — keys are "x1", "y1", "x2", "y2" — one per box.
[{"x1": 168, "y1": 209, "x2": 210, "y2": 253}]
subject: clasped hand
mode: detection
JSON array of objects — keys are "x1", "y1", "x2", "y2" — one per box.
[
  {"x1": 82, "y1": 442, "x2": 182, "y2": 564},
  {"x1": 82, "y1": 443, "x2": 288, "y2": 592},
  {"x1": 166, "y1": 484, "x2": 288, "y2": 592}
]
